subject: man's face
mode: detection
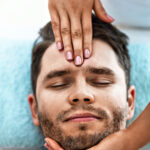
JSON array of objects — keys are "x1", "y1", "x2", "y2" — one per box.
[{"x1": 28, "y1": 40, "x2": 135, "y2": 150}]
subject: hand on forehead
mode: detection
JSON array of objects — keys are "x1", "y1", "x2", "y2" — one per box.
[{"x1": 41, "y1": 40, "x2": 120, "y2": 72}]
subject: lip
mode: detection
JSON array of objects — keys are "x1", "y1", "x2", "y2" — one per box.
[{"x1": 64, "y1": 112, "x2": 101, "y2": 122}]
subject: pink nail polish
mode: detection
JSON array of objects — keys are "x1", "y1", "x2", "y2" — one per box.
[
  {"x1": 84, "y1": 49, "x2": 90, "y2": 58},
  {"x1": 75, "y1": 56, "x2": 82, "y2": 65},
  {"x1": 106, "y1": 15, "x2": 114, "y2": 21},
  {"x1": 67, "y1": 51, "x2": 73, "y2": 60},
  {"x1": 44, "y1": 143, "x2": 50, "y2": 149},
  {"x1": 57, "y1": 42, "x2": 63, "y2": 50}
]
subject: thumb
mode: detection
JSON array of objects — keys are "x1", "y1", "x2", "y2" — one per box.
[
  {"x1": 45, "y1": 138, "x2": 64, "y2": 150},
  {"x1": 93, "y1": 0, "x2": 114, "y2": 23}
]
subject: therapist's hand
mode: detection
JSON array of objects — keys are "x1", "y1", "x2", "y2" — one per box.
[{"x1": 48, "y1": 0, "x2": 114, "y2": 66}]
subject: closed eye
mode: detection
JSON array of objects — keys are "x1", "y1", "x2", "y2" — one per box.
[
  {"x1": 93, "y1": 81, "x2": 111, "y2": 84},
  {"x1": 50, "y1": 83, "x2": 69, "y2": 88},
  {"x1": 46, "y1": 78, "x2": 74, "y2": 90},
  {"x1": 47, "y1": 82, "x2": 71, "y2": 90},
  {"x1": 90, "y1": 80, "x2": 113, "y2": 87}
]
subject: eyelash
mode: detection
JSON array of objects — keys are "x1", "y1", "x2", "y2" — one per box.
[
  {"x1": 49, "y1": 83, "x2": 69, "y2": 88},
  {"x1": 48, "y1": 80, "x2": 112, "y2": 90},
  {"x1": 91, "y1": 81, "x2": 112, "y2": 86}
]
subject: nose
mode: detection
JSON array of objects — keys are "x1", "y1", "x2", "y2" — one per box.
[{"x1": 68, "y1": 88, "x2": 94, "y2": 105}]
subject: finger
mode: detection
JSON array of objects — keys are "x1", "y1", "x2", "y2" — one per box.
[
  {"x1": 44, "y1": 143, "x2": 51, "y2": 150},
  {"x1": 70, "y1": 15, "x2": 83, "y2": 66},
  {"x1": 82, "y1": 11, "x2": 92, "y2": 59},
  {"x1": 45, "y1": 138, "x2": 64, "y2": 150},
  {"x1": 49, "y1": 8, "x2": 63, "y2": 50},
  {"x1": 59, "y1": 10, "x2": 73, "y2": 61},
  {"x1": 93, "y1": 0, "x2": 114, "y2": 23}
]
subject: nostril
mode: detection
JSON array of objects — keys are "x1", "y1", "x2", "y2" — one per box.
[
  {"x1": 73, "y1": 99, "x2": 79, "y2": 102},
  {"x1": 84, "y1": 98, "x2": 90, "y2": 102}
]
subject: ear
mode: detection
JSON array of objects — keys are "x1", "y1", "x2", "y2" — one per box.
[
  {"x1": 28, "y1": 94, "x2": 40, "y2": 126},
  {"x1": 127, "y1": 85, "x2": 136, "y2": 120}
]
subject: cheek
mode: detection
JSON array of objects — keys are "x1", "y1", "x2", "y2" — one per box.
[
  {"x1": 95, "y1": 84, "x2": 128, "y2": 111},
  {"x1": 37, "y1": 89, "x2": 69, "y2": 118},
  {"x1": 109, "y1": 86, "x2": 127, "y2": 107}
]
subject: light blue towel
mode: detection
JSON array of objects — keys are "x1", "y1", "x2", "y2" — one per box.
[
  {"x1": 129, "y1": 44, "x2": 150, "y2": 123},
  {"x1": 0, "y1": 39, "x2": 150, "y2": 148}
]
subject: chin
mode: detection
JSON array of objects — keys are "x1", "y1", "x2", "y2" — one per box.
[
  {"x1": 57, "y1": 123, "x2": 114, "y2": 150},
  {"x1": 59, "y1": 130, "x2": 111, "y2": 150}
]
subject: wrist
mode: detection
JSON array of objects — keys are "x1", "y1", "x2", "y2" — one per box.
[
  {"x1": 123, "y1": 128, "x2": 138, "y2": 150},
  {"x1": 125, "y1": 126, "x2": 149, "y2": 150},
  {"x1": 126, "y1": 103, "x2": 150, "y2": 149}
]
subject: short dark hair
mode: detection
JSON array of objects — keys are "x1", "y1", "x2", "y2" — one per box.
[{"x1": 31, "y1": 14, "x2": 130, "y2": 97}]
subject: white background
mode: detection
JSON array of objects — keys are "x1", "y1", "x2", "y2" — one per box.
[
  {"x1": 0, "y1": 0, "x2": 49, "y2": 40},
  {"x1": 0, "y1": 0, "x2": 150, "y2": 43}
]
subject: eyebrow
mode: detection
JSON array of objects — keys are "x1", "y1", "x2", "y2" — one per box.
[
  {"x1": 43, "y1": 69, "x2": 71, "y2": 84},
  {"x1": 42, "y1": 67, "x2": 115, "y2": 84},
  {"x1": 87, "y1": 67, "x2": 115, "y2": 76}
]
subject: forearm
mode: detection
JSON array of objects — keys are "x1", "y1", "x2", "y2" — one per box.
[{"x1": 127, "y1": 103, "x2": 150, "y2": 149}]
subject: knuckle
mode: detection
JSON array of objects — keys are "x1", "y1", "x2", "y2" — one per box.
[
  {"x1": 53, "y1": 31, "x2": 61, "y2": 40},
  {"x1": 51, "y1": 21, "x2": 59, "y2": 29},
  {"x1": 55, "y1": 36, "x2": 61, "y2": 42},
  {"x1": 70, "y1": 2, "x2": 77, "y2": 13},
  {"x1": 61, "y1": 27, "x2": 70, "y2": 35},
  {"x1": 83, "y1": 27, "x2": 92, "y2": 35},
  {"x1": 101, "y1": 6, "x2": 105, "y2": 11},
  {"x1": 101, "y1": 6, "x2": 107, "y2": 15},
  {"x1": 74, "y1": 49, "x2": 82, "y2": 56},
  {"x1": 64, "y1": 45, "x2": 72, "y2": 51},
  {"x1": 72, "y1": 29, "x2": 82, "y2": 39},
  {"x1": 84, "y1": 42, "x2": 89, "y2": 48}
]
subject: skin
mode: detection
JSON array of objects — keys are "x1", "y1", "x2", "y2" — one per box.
[
  {"x1": 44, "y1": 102, "x2": 150, "y2": 150},
  {"x1": 28, "y1": 39, "x2": 135, "y2": 150},
  {"x1": 87, "y1": 103, "x2": 150, "y2": 150},
  {"x1": 48, "y1": 0, "x2": 114, "y2": 65}
]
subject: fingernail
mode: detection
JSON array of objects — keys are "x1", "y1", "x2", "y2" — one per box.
[
  {"x1": 66, "y1": 51, "x2": 73, "y2": 60},
  {"x1": 84, "y1": 49, "x2": 90, "y2": 58},
  {"x1": 75, "y1": 56, "x2": 82, "y2": 65},
  {"x1": 45, "y1": 139, "x2": 51, "y2": 149},
  {"x1": 45, "y1": 138, "x2": 49, "y2": 144},
  {"x1": 44, "y1": 143, "x2": 50, "y2": 149},
  {"x1": 106, "y1": 15, "x2": 114, "y2": 21},
  {"x1": 57, "y1": 41, "x2": 63, "y2": 50}
]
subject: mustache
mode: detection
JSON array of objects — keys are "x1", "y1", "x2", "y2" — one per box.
[{"x1": 56, "y1": 104, "x2": 108, "y2": 122}]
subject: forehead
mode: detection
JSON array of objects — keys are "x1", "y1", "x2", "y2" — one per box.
[{"x1": 40, "y1": 40, "x2": 122, "y2": 74}]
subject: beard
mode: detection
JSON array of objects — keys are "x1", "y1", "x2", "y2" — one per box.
[{"x1": 38, "y1": 104, "x2": 127, "y2": 150}]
